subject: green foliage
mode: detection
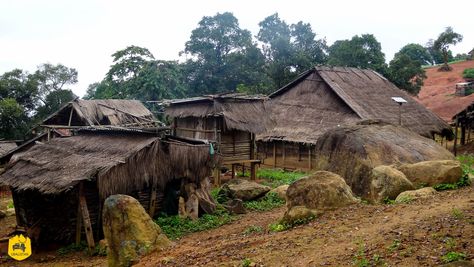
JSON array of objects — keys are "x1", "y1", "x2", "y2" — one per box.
[
  {"x1": 383, "y1": 197, "x2": 395, "y2": 205},
  {"x1": 244, "y1": 192, "x2": 285, "y2": 211},
  {"x1": 243, "y1": 225, "x2": 263, "y2": 235},
  {"x1": 0, "y1": 98, "x2": 28, "y2": 139},
  {"x1": 388, "y1": 52, "x2": 426, "y2": 95},
  {"x1": 462, "y1": 68, "x2": 474, "y2": 79},
  {"x1": 240, "y1": 258, "x2": 253, "y2": 267},
  {"x1": 387, "y1": 239, "x2": 401, "y2": 252},
  {"x1": 396, "y1": 43, "x2": 432, "y2": 65},
  {"x1": 433, "y1": 27, "x2": 463, "y2": 70},
  {"x1": 257, "y1": 169, "x2": 306, "y2": 188},
  {"x1": 34, "y1": 63, "x2": 78, "y2": 100},
  {"x1": 34, "y1": 89, "x2": 76, "y2": 122},
  {"x1": 451, "y1": 208, "x2": 464, "y2": 219},
  {"x1": 327, "y1": 34, "x2": 387, "y2": 75},
  {"x1": 257, "y1": 13, "x2": 327, "y2": 89},
  {"x1": 353, "y1": 242, "x2": 370, "y2": 267},
  {"x1": 6, "y1": 201, "x2": 14, "y2": 209},
  {"x1": 441, "y1": 252, "x2": 466, "y2": 263},
  {"x1": 57, "y1": 242, "x2": 87, "y2": 255},
  {"x1": 154, "y1": 207, "x2": 234, "y2": 240},
  {"x1": 268, "y1": 213, "x2": 316, "y2": 232},
  {"x1": 433, "y1": 174, "x2": 471, "y2": 191},
  {"x1": 396, "y1": 195, "x2": 413, "y2": 204}
]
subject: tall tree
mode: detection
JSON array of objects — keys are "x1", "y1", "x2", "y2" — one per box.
[
  {"x1": 183, "y1": 12, "x2": 265, "y2": 94},
  {"x1": 388, "y1": 53, "x2": 426, "y2": 95},
  {"x1": 34, "y1": 63, "x2": 78, "y2": 102},
  {"x1": 0, "y1": 98, "x2": 28, "y2": 140},
  {"x1": 35, "y1": 89, "x2": 76, "y2": 121},
  {"x1": 396, "y1": 43, "x2": 432, "y2": 65},
  {"x1": 0, "y1": 69, "x2": 39, "y2": 112},
  {"x1": 433, "y1": 27, "x2": 463, "y2": 71},
  {"x1": 327, "y1": 34, "x2": 387, "y2": 75},
  {"x1": 257, "y1": 13, "x2": 327, "y2": 88}
]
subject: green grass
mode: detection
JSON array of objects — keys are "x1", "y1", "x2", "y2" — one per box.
[
  {"x1": 242, "y1": 225, "x2": 263, "y2": 235},
  {"x1": 441, "y1": 251, "x2": 466, "y2": 263},
  {"x1": 154, "y1": 206, "x2": 235, "y2": 240},
  {"x1": 244, "y1": 192, "x2": 285, "y2": 211},
  {"x1": 6, "y1": 201, "x2": 14, "y2": 209},
  {"x1": 257, "y1": 169, "x2": 306, "y2": 188}
]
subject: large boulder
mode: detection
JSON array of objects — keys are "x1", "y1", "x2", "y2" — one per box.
[
  {"x1": 396, "y1": 160, "x2": 463, "y2": 187},
  {"x1": 103, "y1": 195, "x2": 170, "y2": 267},
  {"x1": 395, "y1": 187, "x2": 437, "y2": 203},
  {"x1": 369, "y1": 165, "x2": 415, "y2": 203},
  {"x1": 314, "y1": 121, "x2": 454, "y2": 199},
  {"x1": 268, "y1": 184, "x2": 289, "y2": 200},
  {"x1": 281, "y1": 206, "x2": 320, "y2": 226},
  {"x1": 286, "y1": 171, "x2": 358, "y2": 211},
  {"x1": 218, "y1": 179, "x2": 271, "y2": 201}
]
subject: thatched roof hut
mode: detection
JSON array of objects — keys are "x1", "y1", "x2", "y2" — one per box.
[
  {"x1": 165, "y1": 93, "x2": 273, "y2": 182},
  {"x1": 164, "y1": 93, "x2": 273, "y2": 135},
  {"x1": 42, "y1": 99, "x2": 158, "y2": 127},
  {"x1": 0, "y1": 129, "x2": 213, "y2": 244},
  {"x1": 261, "y1": 66, "x2": 452, "y2": 144}
]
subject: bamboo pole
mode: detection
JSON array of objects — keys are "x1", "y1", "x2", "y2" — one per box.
[
  {"x1": 78, "y1": 183, "x2": 95, "y2": 251},
  {"x1": 68, "y1": 107, "x2": 74, "y2": 126},
  {"x1": 308, "y1": 144, "x2": 312, "y2": 170},
  {"x1": 453, "y1": 117, "x2": 459, "y2": 156},
  {"x1": 273, "y1": 142, "x2": 276, "y2": 169},
  {"x1": 282, "y1": 142, "x2": 286, "y2": 169}
]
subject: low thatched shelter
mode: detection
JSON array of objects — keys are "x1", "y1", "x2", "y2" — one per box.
[
  {"x1": 164, "y1": 93, "x2": 273, "y2": 182},
  {"x1": 42, "y1": 99, "x2": 158, "y2": 128},
  {"x1": 0, "y1": 141, "x2": 18, "y2": 159},
  {"x1": 0, "y1": 129, "x2": 213, "y2": 246},
  {"x1": 452, "y1": 101, "x2": 474, "y2": 155},
  {"x1": 258, "y1": 66, "x2": 453, "y2": 170}
]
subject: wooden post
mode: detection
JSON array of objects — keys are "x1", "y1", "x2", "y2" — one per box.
[
  {"x1": 273, "y1": 142, "x2": 276, "y2": 169},
  {"x1": 231, "y1": 164, "x2": 235, "y2": 179},
  {"x1": 75, "y1": 199, "x2": 82, "y2": 245},
  {"x1": 282, "y1": 142, "x2": 286, "y2": 169},
  {"x1": 78, "y1": 183, "x2": 95, "y2": 251},
  {"x1": 250, "y1": 163, "x2": 256, "y2": 180},
  {"x1": 308, "y1": 144, "x2": 312, "y2": 170},
  {"x1": 453, "y1": 117, "x2": 459, "y2": 156},
  {"x1": 68, "y1": 107, "x2": 74, "y2": 126},
  {"x1": 213, "y1": 168, "x2": 221, "y2": 186},
  {"x1": 47, "y1": 128, "x2": 51, "y2": 141},
  {"x1": 149, "y1": 187, "x2": 157, "y2": 217},
  {"x1": 460, "y1": 121, "x2": 466, "y2": 145},
  {"x1": 468, "y1": 125, "x2": 471, "y2": 143}
]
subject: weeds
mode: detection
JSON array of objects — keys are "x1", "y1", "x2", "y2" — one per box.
[
  {"x1": 451, "y1": 208, "x2": 464, "y2": 219},
  {"x1": 257, "y1": 169, "x2": 306, "y2": 188},
  {"x1": 441, "y1": 251, "x2": 466, "y2": 263},
  {"x1": 353, "y1": 241, "x2": 369, "y2": 267},
  {"x1": 382, "y1": 197, "x2": 395, "y2": 205},
  {"x1": 155, "y1": 206, "x2": 235, "y2": 240},
  {"x1": 444, "y1": 237, "x2": 457, "y2": 250},
  {"x1": 244, "y1": 192, "x2": 285, "y2": 212},
  {"x1": 241, "y1": 258, "x2": 253, "y2": 267},
  {"x1": 395, "y1": 195, "x2": 413, "y2": 204},
  {"x1": 6, "y1": 201, "x2": 14, "y2": 209},
  {"x1": 243, "y1": 225, "x2": 263, "y2": 235},
  {"x1": 387, "y1": 239, "x2": 401, "y2": 253},
  {"x1": 434, "y1": 155, "x2": 473, "y2": 191},
  {"x1": 268, "y1": 213, "x2": 316, "y2": 232},
  {"x1": 57, "y1": 242, "x2": 87, "y2": 255}
]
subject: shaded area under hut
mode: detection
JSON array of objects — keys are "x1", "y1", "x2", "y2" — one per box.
[
  {"x1": 258, "y1": 66, "x2": 453, "y2": 171},
  {"x1": 0, "y1": 128, "x2": 214, "y2": 249},
  {"x1": 452, "y1": 101, "x2": 474, "y2": 155}
]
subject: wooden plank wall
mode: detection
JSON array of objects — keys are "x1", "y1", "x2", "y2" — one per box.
[
  {"x1": 257, "y1": 141, "x2": 316, "y2": 170},
  {"x1": 221, "y1": 130, "x2": 251, "y2": 163}
]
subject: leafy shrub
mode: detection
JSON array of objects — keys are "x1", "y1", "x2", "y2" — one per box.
[
  {"x1": 57, "y1": 242, "x2": 87, "y2": 255},
  {"x1": 257, "y1": 169, "x2": 306, "y2": 188},
  {"x1": 243, "y1": 225, "x2": 263, "y2": 235},
  {"x1": 463, "y1": 68, "x2": 474, "y2": 79},
  {"x1": 433, "y1": 157, "x2": 472, "y2": 191}
]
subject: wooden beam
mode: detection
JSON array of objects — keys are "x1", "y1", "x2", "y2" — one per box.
[
  {"x1": 223, "y1": 159, "x2": 261, "y2": 165},
  {"x1": 461, "y1": 121, "x2": 466, "y2": 145},
  {"x1": 213, "y1": 168, "x2": 221, "y2": 186},
  {"x1": 282, "y1": 142, "x2": 286, "y2": 169},
  {"x1": 68, "y1": 107, "x2": 74, "y2": 126},
  {"x1": 231, "y1": 164, "x2": 235, "y2": 179},
  {"x1": 79, "y1": 183, "x2": 95, "y2": 251},
  {"x1": 250, "y1": 162, "x2": 256, "y2": 180}
]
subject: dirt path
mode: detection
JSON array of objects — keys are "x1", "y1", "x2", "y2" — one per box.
[
  {"x1": 138, "y1": 187, "x2": 474, "y2": 267},
  {"x1": 1, "y1": 187, "x2": 473, "y2": 266}
]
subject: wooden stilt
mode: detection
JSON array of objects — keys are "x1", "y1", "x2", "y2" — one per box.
[
  {"x1": 149, "y1": 187, "x2": 157, "y2": 217},
  {"x1": 282, "y1": 142, "x2": 286, "y2": 169},
  {"x1": 250, "y1": 163, "x2": 256, "y2": 180},
  {"x1": 308, "y1": 145, "x2": 312, "y2": 170},
  {"x1": 461, "y1": 121, "x2": 466, "y2": 145},
  {"x1": 454, "y1": 117, "x2": 459, "y2": 156},
  {"x1": 75, "y1": 201, "x2": 82, "y2": 245},
  {"x1": 68, "y1": 107, "x2": 74, "y2": 126},
  {"x1": 213, "y1": 168, "x2": 221, "y2": 186},
  {"x1": 273, "y1": 142, "x2": 276, "y2": 169},
  {"x1": 78, "y1": 183, "x2": 95, "y2": 251},
  {"x1": 231, "y1": 164, "x2": 235, "y2": 179}
]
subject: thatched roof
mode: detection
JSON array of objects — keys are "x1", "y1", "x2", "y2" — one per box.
[
  {"x1": 42, "y1": 99, "x2": 158, "y2": 127},
  {"x1": 164, "y1": 93, "x2": 274, "y2": 134},
  {"x1": 0, "y1": 131, "x2": 212, "y2": 198},
  {"x1": 0, "y1": 141, "x2": 18, "y2": 158},
  {"x1": 261, "y1": 66, "x2": 452, "y2": 144}
]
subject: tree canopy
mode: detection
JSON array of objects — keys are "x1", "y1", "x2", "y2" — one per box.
[
  {"x1": 433, "y1": 27, "x2": 463, "y2": 71},
  {"x1": 327, "y1": 34, "x2": 387, "y2": 75}
]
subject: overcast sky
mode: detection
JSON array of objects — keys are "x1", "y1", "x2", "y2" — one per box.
[{"x1": 1, "y1": 0, "x2": 472, "y2": 97}]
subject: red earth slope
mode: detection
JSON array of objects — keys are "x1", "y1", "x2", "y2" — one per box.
[{"x1": 418, "y1": 60, "x2": 474, "y2": 123}]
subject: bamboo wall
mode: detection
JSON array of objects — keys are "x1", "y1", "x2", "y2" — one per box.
[{"x1": 257, "y1": 140, "x2": 316, "y2": 170}]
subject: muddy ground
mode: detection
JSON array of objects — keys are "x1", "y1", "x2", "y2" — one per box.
[{"x1": 1, "y1": 186, "x2": 472, "y2": 267}]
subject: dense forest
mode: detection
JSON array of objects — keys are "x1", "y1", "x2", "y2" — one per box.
[{"x1": 0, "y1": 12, "x2": 468, "y2": 140}]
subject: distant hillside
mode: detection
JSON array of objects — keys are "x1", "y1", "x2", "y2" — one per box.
[{"x1": 417, "y1": 60, "x2": 474, "y2": 123}]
